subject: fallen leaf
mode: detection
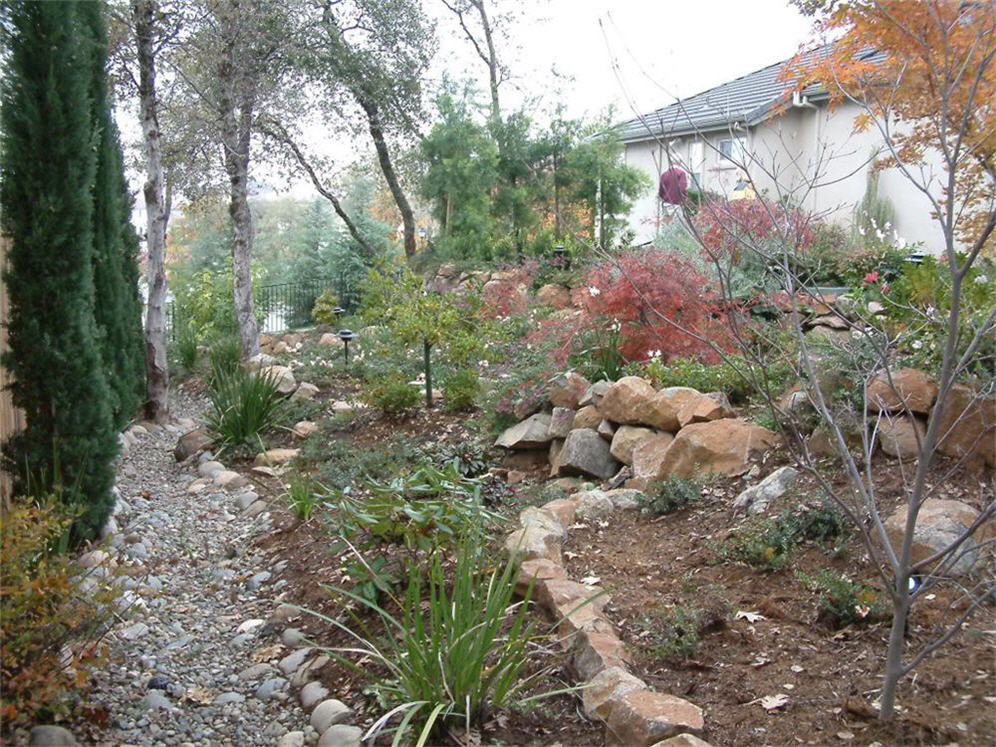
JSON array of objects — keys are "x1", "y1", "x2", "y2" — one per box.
[
  {"x1": 751, "y1": 655, "x2": 770, "y2": 668},
  {"x1": 761, "y1": 693, "x2": 789, "y2": 710},
  {"x1": 736, "y1": 610, "x2": 765, "y2": 623},
  {"x1": 790, "y1": 664, "x2": 804, "y2": 673},
  {"x1": 580, "y1": 576, "x2": 601, "y2": 586},
  {"x1": 183, "y1": 686, "x2": 213, "y2": 705},
  {"x1": 836, "y1": 731, "x2": 854, "y2": 740},
  {"x1": 251, "y1": 644, "x2": 284, "y2": 663}
]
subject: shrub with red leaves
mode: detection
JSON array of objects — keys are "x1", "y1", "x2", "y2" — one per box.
[
  {"x1": 695, "y1": 198, "x2": 814, "y2": 257},
  {"x1": 584, "y1": 248, "x2": 733, "y2": 363}
]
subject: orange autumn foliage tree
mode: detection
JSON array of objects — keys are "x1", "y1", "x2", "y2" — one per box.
[{"x1": 785, "y1": 0, "x2": 996, "y2": 257}]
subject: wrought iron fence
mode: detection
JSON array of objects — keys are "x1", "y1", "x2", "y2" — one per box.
[{"x1": 167, "y1": 274, "x2": 361, "y2": 340}]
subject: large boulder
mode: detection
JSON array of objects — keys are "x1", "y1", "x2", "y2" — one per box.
[
  {"x1": 631, "y1": 432, "x2": 675, "y2": 482},
  {"x1": 292, "y1": 382, "x2": 320, "y2": 401},
  {"x1": 610, "y1": 425, "x2": 656, "y2": 466},
  {"x1": 573, "y1": 405, "x2": 602, "y2": 430},
  {"x1": 657, "y1": 419, "x2": 779, "y2": 478},
  {"x1": 495, "y1": 413, "x2": 554, "y2": 450},
  {"x1": 548, "y1": 407, "x2": 576, "y2": 438},
  {"x1": 579, "y1": 380, "x2": 611, "y2": 408},
  {"x1": 254, "y1": 448, "x2": 299, "y2": 467},
  {"x1": 867, "y1": 368, "x2": 938, "y2": 414},
  {"x1": 732, "y1": 466, "x2": 799, "y2": 514},
  {"x1": 677, "y1": 391, "x2": 735, "y2": 428},
  {"x1": 878, "y1": 415, "x2": 926, "y2": 460},
  {"x1": 558, "y1": 429, "x2": 621, "y2": 479},
  {"x1": 883, "y1": 499, "x2": 991, "y2": 576},
  {"x1": 599, "y1": 377, "x2": 657, "y2": 425},
  {"x1": 263, "y1": 365, "x2": 297, "y2": 395},
  {"x1": 647, "y1": 387, "x2": 701, "y2": 431},
  {"x1": 536, "y1": 283, "x2": 572, "y2": 309},
  {"x1": 550, "y1": 372, "x2": 591, "y2": 409},
  {"x1": 930, "y1": 385, "x2": 995, "y2": 468},
  {"x1": 175, "y1": 428, "x2": 213, "y2": 461}
]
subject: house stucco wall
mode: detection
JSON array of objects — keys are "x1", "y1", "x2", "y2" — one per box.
[{"x1": 623, "y1": 100, "x2": 947, "y2": 253}]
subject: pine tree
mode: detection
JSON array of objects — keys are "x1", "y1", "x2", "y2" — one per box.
[
  {"x1": 79, "y1": 0, "x2": 146, "y2": 428},
  {"x1": 0, "y1": 0, "x2": 118, "y2": 541}
]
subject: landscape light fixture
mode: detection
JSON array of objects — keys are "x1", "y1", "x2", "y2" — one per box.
[
  {"x1": 337, "y1": 329, "x2": 358, "y2": 367},
  {"x1": 553, "y1": 245, "x2": 570, "y2": 268},
  {"x1": 333, "y1": 306, "x2": 345, "y2": 319}
]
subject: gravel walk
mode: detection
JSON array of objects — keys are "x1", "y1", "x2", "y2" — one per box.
[{"x1": 76, "y1": 391, "x2": 334, "y2": 747}]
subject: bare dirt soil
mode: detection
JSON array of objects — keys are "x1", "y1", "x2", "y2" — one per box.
[{"x1": 240, "y1": 384, "x2": 994, "y2": 747}]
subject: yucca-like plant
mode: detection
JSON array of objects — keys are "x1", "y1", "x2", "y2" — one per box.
[
  {"x1": 302, "y1": 539, "x2": 563, "y2": 746},
  {"x1": 206, "y1": 366, "x2": 285, "y2": 450}
]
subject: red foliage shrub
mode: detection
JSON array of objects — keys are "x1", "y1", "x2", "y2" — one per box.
[
  {"x1": 695, "y1": 198, "x2": 814, "y2": 257},
  {"x1": 480, "y1": 277, "x2": 529, "y2": 319},
  {"x1": 584, "y1": 249, "x2": 733, "y2": 363}
]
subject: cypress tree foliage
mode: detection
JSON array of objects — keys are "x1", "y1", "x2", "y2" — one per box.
[
  {"x1": 0, "y1": 0, "x2": 118, "y2": 542},
  {"x1": 79, "y1": 0, "x2": 146, "y2": 428}
]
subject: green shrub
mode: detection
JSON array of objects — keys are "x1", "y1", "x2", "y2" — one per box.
[
  {"x1": 717, "y1": 515, "x2": 797, "y2": 571},
  {"x1": 172, "y1": 324, "x2": 200, "y2": 372},
  {"x1": 442, "y1": 367, "x2": 480, "y2": 412},
  {"x1": 206, "y1": 366, "x2": 286, "y2": 450},
  {"x1": 363, "y1": 374, "x2": 422, "y2": 413},
  {"x1": 569, "y1": 322, "x2": 627, "y2": 382},
  {"x1": 331, "y1": 462, "x2": 501, "y2": 553},
  {"x1": 306, "y1": 538, "x2": 543, "y2": 743},
  {"x1": 640, "y1": 476, "x2": 701, "y2": 515},
  {"x1": 311, "y1": 289, "x2": 340, "y2": 326},
  {"x1": 285, "y1": 473, "x2": 318, "y2": 521},
  {"x1": 419, "y1": 441, "x2": 489, "y2": 478},
  {"x1": 786, "y1": 498, "x2": 851, "y2": 552},
  {"x1": 797, "y1": 569, "x2": 887, "y2": 629},
  {"x1": 208, "y1": 336, "x2": 242, "y2": 382},
  {"x1": 312, "y1": 436, "x2": 421, "y2": 493},
  {"x1": 630, "y1": 353, "x2": 795, "y2": 406},
  {"x1": 649, "y1": 605, "x2": 703, "y2": 660}
]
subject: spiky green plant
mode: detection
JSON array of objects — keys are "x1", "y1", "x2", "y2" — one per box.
[{"x1": 206, "y1": 367, "x2": 285, "y2": 450}]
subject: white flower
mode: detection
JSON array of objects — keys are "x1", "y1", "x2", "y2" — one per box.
[
  {"x1": 479, "y1": 360, "x2": 490, "y2": 368},
  {"x1": 975, "y1": 274, "x2": 988, "y2": 284},
  {"x1": 912, "y1": 339, "x2": 923, "y2": 350},
  {"x1": 875, "y1": 228, "x2": 886, "y2": 241},
  {"x1": 858, "y1": 226, "x2": 866, "y2": 237},
  {"x1": 588, "y1": 286, "x2": 601, "y2": 297}
]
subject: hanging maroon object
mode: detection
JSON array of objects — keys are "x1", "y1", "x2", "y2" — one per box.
[{"x1": 658, "y1": 167, "x2": 688, "y2": 205}]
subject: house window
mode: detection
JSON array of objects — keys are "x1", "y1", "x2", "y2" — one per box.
[
  {"x1": 689, "y1": 141, "x2": 704, "y2": 188},
  {"x1": 719, "y1": 136, "x2": 747, "y2": 164}
]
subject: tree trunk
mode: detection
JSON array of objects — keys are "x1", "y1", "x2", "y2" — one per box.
[
  {"x1": 217, "y1": 13, "x2": 259, "y2": 359},
  {"x1": 423, "y1": 337, "x2": 433, "y2": 408},
  {"x1": 472, "y1": 0, "x2": 501, "y2": 131},
  {"x1": 880, "y1": 584, "x2": 909, "y2": 722},
  {"x1": 133, "y1": 0, "x2": 169, "y2": 422},
  {"x1": 357, "y1": 96, "x2": 416, "y2": 261}
]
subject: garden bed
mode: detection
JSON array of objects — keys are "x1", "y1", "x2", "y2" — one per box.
[{"x1": 560, "y1": 458, "x2": 995, "y2": 746}]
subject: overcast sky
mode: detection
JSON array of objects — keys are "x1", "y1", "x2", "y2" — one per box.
[
  {"x1": 435, "y1": 0, "x2": 816, "y2": 124},
  {"x1": 126, "y1": 0, "x2": 817, "y2": 204}
]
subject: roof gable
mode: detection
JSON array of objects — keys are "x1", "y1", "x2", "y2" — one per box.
[{"x1": 617, "y1": 45, "x2": 880, "y2": 144}]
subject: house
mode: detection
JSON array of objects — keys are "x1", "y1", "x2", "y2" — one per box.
[{"x1": 618, "y1": 48, "x2": 945, "y2": 252}]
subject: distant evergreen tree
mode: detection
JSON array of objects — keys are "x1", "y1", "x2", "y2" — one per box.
[
  {"x1": 0, "y1": 0, "x2": 118, "y2": 541},
  {"x1": 79, "y1": 0, "x2": 146, "y2": 427}
]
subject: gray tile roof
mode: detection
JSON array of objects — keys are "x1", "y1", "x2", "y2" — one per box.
[{"x1": 617, "y1": 45, "x2": 881, "y2": 144}]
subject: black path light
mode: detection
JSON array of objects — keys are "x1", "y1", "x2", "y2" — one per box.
[
  {"x1": 553, "y1": 244, "x2": 570, "y2": 269},
  {"x1": 333, "y1": 306, "x2": 346, "y2": 320},
  {"x1": 337, "y1": 329, "x2": 359, "y2": 368}
]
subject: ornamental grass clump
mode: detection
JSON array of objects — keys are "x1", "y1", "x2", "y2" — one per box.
[
  {"x1": 206, "y1": 366, "x2": 285, "y2": 450},
  {"x1": 304, "y1": 538, "x2": 550, "y2": 745}
]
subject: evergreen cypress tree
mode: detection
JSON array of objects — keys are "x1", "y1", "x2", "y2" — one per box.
[
  {"x1": 0, "y1": 0, "x2": 118, "y2": 541},
  {"x1": 79, "y1": 0, "x2": 146, "y2": 427}
]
